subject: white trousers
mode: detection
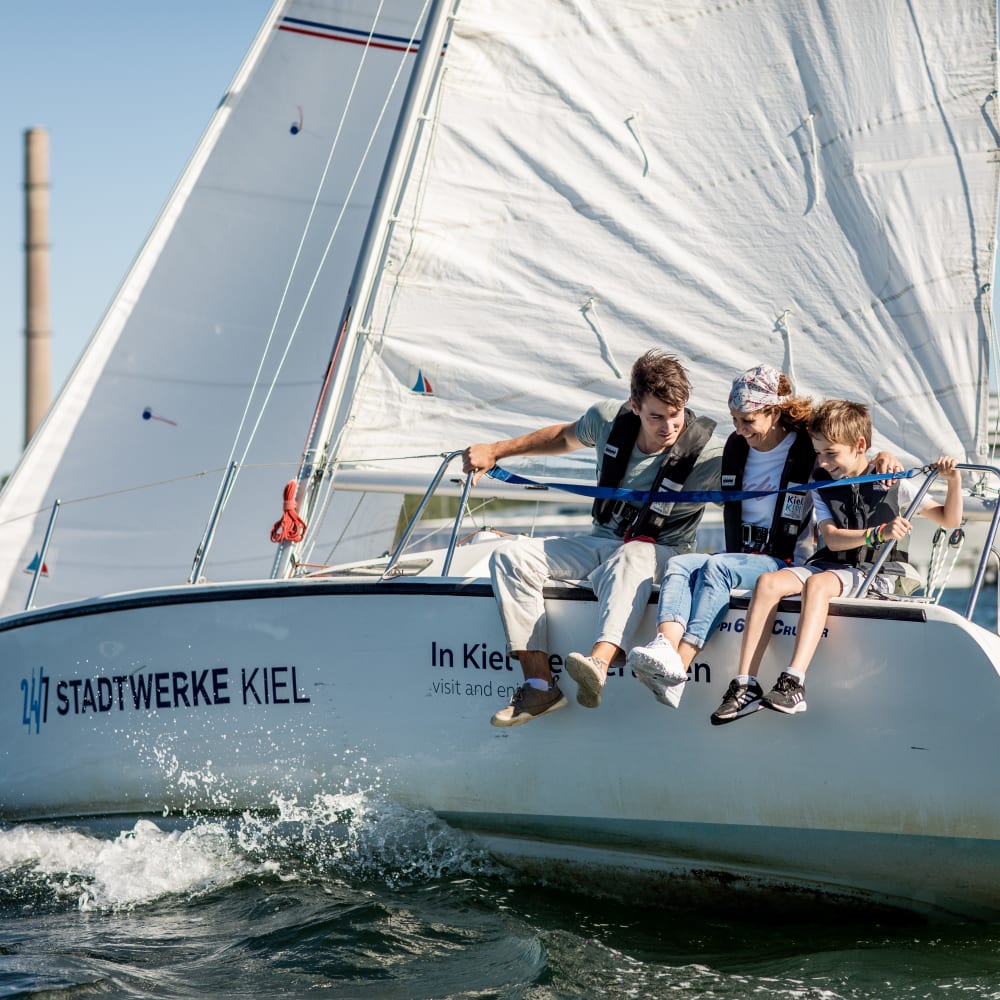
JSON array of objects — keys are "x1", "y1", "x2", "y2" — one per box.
[{"x1": 489, "y1": 534, "x2": 681, "y2": 654}]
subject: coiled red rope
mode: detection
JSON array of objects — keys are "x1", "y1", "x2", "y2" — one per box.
[{"x1": 271, "y1": 480, "x2": 307, "y2": 543}]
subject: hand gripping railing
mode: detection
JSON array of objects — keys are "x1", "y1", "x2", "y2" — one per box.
[
  {"x1": 380, "y1": 451, "x2": 474, "y2": 580},
  {"x1": 854, "y1": 463, "x2": 999, "y2": 620}
]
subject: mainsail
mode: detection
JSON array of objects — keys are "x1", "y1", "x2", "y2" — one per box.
[
  {"x1": 336, "y1": 0, "x2": 998, "y2": 482},
  {"x1": 0, "y1": 0, "x2": 996, "y2": 612}
]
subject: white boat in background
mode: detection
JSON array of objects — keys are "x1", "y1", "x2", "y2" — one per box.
[{"x1": 1, "y1": 0, "x2": 1000, "y2": 918}]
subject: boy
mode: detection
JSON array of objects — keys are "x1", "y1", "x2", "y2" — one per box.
[{"x1": 710, "y1": 399, "x2": 963, "y2": 722}]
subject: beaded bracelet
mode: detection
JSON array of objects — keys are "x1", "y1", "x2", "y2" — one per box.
[{"x1": 865, "y1": 523, "x2": 887, "y2": 546}]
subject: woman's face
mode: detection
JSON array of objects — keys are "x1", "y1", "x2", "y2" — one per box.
[{"x1": 730, "y1": 406, "x2": 782, "y2": 450}]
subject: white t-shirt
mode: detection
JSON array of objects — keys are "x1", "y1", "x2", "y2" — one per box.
[
  {"x1": 738, "y1": 433, "x2": 814, "y2": 565},
  {"x1": 741, "y1": 433, "x2": 795, "y2": 528}
]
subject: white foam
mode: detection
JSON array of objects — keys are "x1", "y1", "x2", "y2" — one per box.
[
  {"x1": 0, "y1": 818, "x2": 247, "y2": 911},
  {"x1": 0, "y1": 790, "x2": 498, "y2": 911}
]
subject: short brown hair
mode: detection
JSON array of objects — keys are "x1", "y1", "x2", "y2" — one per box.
[
  {"x1": 808, "y1": 399, "x2": 871, "y2": 449},
  {"x1": 630, "y1": 351, "x2": 690, "y2": 409}
]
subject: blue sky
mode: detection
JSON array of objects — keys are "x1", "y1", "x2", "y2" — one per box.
[{"x1": 0, "y1": 1, "x2": 273, "y2": 477}]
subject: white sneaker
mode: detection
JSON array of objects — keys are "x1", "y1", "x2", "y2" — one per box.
[
  {"x1": 626, "y1": 634, "x2": 688, "y2": 683},
  {"x1": 626, "y1": 635, "x2": 689, "y2": 709}
]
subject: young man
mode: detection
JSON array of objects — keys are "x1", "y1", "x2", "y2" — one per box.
[
  {"x1": 462, "y1": 351, "x2": 724, "y2": 727},
  {"x1": 710, "y1": 399, "x2": 963, "y2": 722}
]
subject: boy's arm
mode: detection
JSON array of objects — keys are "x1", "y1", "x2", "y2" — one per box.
[
  {"x1": 816, "y1": 518, "x2": 873, "y2": 552},
  {"x1": 819, "y1": 515, "x2": 912, "y2": 550},
  {"x1": 914, "y1": 456, "x2": 963, "y2": 529}
]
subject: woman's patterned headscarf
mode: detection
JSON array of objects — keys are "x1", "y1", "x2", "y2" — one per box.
[{"x1": 728, "y1": 364, "x2": 790, "y2": 413}]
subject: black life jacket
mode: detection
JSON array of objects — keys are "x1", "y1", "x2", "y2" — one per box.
[
  {"x1": 592, "y1": 404, "x2": 716, "y2": 541},
  {"x1": 809, "y1": 468, "x2": 905, "y2": 565},
  {"x1": 721, "y1": 429, "x2": 816, "y2": 562}
]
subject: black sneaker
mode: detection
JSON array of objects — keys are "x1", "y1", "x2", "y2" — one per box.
[
  {"x1": 710, "y1": 677, "x2": 765, "y2": 726},
  {"x1": 490, "y1": 681, "x2": 568, "y2": 727},
  {"x1": 762, "y1": 672, "x2": 807, "y2": 715}
]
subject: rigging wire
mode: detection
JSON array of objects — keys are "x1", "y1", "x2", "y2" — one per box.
[
  {"x1": 203, "y1": 0, "x2": 433, "y2": 550},
  {"x1": 231, "y1": 1, "x2": 432, "y2": 481},
  {"x1": 300, "y1": 7, "x2": 449, "y2": 565},
  {"x1": 200, "y1": 1, "x2": 389, "y2": 535}
]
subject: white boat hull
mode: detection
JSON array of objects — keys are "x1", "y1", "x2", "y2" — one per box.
[{"x1": 3, "y1": 570, "x2": 999, "y2": 917}]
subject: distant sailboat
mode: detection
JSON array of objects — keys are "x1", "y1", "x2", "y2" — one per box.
[{"x1": 0, "y1": 0, "x2": 998, "y2": 918}]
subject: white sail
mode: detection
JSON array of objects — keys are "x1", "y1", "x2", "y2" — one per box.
[
  {"x1": 0, "y1": 0, "x2": 436, "y2": 613},
  {"x1": 335, "y1": 0, "x2": 997, "y2": 488}
]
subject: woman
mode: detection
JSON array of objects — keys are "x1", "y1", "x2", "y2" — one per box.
[{"x1": 624, "y1": 364, "x2": 815, "y2": 714}]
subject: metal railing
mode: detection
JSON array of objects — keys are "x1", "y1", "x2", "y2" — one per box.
[
  {"x1": 381, "y1": 451, "x2": 473, "y2": 580},
  {"x1": 854, "y1": 463, "x2": 999, "y2": 621}
]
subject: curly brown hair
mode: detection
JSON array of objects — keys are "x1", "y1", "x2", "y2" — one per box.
[{"x1": 773, "y1": 373, "x2": 813, "y2": 433}]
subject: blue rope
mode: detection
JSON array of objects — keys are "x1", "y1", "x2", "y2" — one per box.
[{"x1": 486, "y1": 464, "x2": 923, "y2": 504}]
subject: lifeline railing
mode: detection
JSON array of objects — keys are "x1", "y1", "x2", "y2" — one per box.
[
  {"x1": 21, "y1": 458, "x2": 1000, "y2": 627},
  {"x1": 381, "y1": 451, "x2": 473, "y2": 580},
  {"x1": 854, "y1": 463, "x2": 1000, "y2": 620},
  {"x1": 382, "y1": 455, "x2": 1000, "y2": 627}
]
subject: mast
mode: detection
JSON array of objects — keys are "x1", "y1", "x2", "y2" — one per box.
[{"x1": 273, "y1": 0, "x2": 460, "y2": 578}]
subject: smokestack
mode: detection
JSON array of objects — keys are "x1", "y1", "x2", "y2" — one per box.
[{"x1": 24, "y1": 126, "x2": 52, "y2": 446}]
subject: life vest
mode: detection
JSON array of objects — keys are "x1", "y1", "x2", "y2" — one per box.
[
  {"x1": 592, "y1": 404, "x2": 716, "y2": 542},
  {"x1": 808, "y1": 468, "x2": 906, "y2": 565},
  {"x1": 721, "y1": 429, "x2": 816, "y2": 562}
]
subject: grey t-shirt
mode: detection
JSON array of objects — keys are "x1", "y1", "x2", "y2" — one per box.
[{"x1": 575, "y1": 399, "x2": 724, "y2": 550}]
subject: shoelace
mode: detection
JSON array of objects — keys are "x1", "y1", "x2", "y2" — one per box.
[
  {"x1": 722, "y1": 679, "x2": 743, "y2": 702},
  {"x1": 773, "y1": 673, "x2": 800, "y2": 693},
  {"x1": 725, "y1": 679, "x2": 754, "y2": 702}
]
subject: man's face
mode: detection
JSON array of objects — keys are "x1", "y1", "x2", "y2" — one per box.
[
  {"x1": 811, "y1": 433, "x2": 867, "y2": 479},
  {"x1": 631, "y1": 395, "x2": 686, "y2": 452}
]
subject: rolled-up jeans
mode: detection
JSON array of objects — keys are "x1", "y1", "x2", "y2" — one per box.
[
  {"x1": 490, "y1": 534, "x2": 682, "y2": 654},
  {"x1": 657, "y1": 551, "x2": 785, "y2": 649}
]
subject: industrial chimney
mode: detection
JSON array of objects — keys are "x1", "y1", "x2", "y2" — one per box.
[{"x1": 24, "y1": 126, "x2": 52, "y2": 446}]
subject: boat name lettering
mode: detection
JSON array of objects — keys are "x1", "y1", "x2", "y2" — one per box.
[
  {"x1": 19, "y1": 666, "x2": 310, "y2": 732},
  {"x1": 21, "y1": 667, "x2": 49, "y2": 734},
  {"x1": 717, "y1": 618, "x2": 828, "y2": 639},
  {"x1": 431, "y1": 640, "x2": 561, "y2": 672}
]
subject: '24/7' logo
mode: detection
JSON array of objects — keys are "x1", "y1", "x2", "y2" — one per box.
[{"x1": 22, "y1": 667, "x2": 48, "y2": 734}]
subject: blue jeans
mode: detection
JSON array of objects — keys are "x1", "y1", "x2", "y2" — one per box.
[{"x1": 657, "y1": 551, "x2": 785, "y2": 649}]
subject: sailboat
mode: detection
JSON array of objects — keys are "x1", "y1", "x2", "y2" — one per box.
[{"x1": 1, "y1": 0, "x2": 999, "y2": 918}]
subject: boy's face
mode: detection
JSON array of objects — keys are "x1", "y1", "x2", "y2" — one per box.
[
  {"x1": 630, "y1": 395, "x2": 686, "y2": 452},
  {"x1": 810, "y1": 433, "x2": 868, "y2": 479}
]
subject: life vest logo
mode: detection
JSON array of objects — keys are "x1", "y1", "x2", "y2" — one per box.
[
  {"x1": 781, "y1": 490, "x2": 805, "y2": 519},
  {"x1": 721, "y1": 475, "x2": 736, "y2": 486},
  {"x1": 604, "y1": 444, "x2": 619, "y2": 458},
  {"x1": 411, "y1": 370, "x2": 434, "y2": 394}
]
